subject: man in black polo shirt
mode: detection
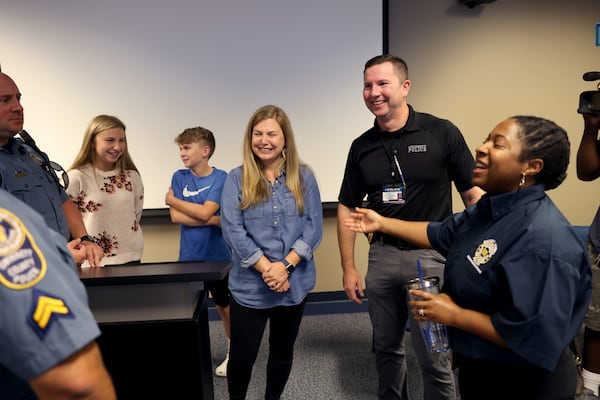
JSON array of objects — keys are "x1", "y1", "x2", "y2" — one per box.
[{"x1": 337, "y1": 54, "x2": 483, "y2": 400}]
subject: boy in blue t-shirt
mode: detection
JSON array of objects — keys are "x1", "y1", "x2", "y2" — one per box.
[{"x1": 166, "y1": 126, "x2": 232, "y2": 377}]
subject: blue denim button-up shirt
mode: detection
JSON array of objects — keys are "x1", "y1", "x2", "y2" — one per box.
[{"x1": 221, "y1": 165, "x2": 323, "y2": 308}]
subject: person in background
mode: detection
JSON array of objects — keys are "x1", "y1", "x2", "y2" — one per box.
[
  {"x1": 67, "y1": 114, "x2": 144, "y2": 267},
  {"x1": 337, "y1": 54, "x2": 484, "y2": 400},
  {"x1": 345, "y1": 115, "x2": 591, "y2": 400},
  {"x1": 221, "y1": 105, "x2": 323, "y2": 400},
  {"x1": 576, "y1": 112, "x2": 600, "y2": 399},
  {"x1": 165, "y1": 126, "x2": 232, "y2": 377},
  {"x1": 0, "y1": 70, "x2": 103, "y2": 267},
  {"x1": 0, "y1": 188, "x2": 116, "y2": 400}
]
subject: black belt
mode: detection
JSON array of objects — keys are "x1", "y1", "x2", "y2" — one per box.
[{"x1": 371, "y1": 232, "x2": 419, "y2": 250}]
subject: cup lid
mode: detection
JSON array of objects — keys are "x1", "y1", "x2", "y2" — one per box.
[{"x1": 404, "y1": 276, "x2": 439, "y2": 290}]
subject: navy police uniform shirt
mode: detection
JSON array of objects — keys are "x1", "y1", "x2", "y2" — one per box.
[
  {"x1": 0, "y1": 138, "x2": 70, "y2": 239},
  {"x1": 427, "y1": 185, "x2": 591, "y2": 371},
  {"x1": 0, "y1": 189, "x2": 100, "y2": 398}
]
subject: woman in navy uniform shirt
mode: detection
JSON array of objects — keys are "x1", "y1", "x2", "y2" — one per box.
[{"x1": 344, "y1": 115, "x2": 591, "y2": 400}]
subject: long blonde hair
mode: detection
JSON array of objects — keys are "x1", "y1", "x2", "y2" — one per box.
[
  {"x1": 70, "y1": 114, "x2": 139, "y2": 173},
  {"x1": 239, "y1": 105, "x2": 306, "y2": 214}
]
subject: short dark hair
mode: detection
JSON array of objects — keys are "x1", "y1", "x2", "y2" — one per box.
[{"x1": 364, "y1": 54, "x2": 408, "y2": 80}]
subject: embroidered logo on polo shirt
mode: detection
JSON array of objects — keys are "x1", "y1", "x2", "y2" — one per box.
[
  {"x1": 407, "y1": 144, "x2": 427, "y2": 153},
  {"x1": 0, "y1": 208, "x2": 47, "y2": 289}
]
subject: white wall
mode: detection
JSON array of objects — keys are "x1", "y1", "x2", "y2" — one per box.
[{"x1": 1, "y1": 0, "x2": 382, "y2": 207}]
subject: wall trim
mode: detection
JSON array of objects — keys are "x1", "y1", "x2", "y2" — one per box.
[{"x1": 207, "y1": 290, "x2": 368, "y2": 321}]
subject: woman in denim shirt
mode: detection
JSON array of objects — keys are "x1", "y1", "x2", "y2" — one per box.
[{"x1": 221, "y1": 104, "x2": 323, "y2": 400}]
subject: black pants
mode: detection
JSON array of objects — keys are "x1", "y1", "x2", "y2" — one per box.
[
  {"x1": 456, "y1": 347, "x2": 577, "y2": 400},
  {"x1": 227, "y1": 296, "x2": 306, "y2": 400}
]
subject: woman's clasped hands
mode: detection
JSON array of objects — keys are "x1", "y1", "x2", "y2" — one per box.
[{"x1": 262, "y1": 261, "x2": 290, "y2": 293}]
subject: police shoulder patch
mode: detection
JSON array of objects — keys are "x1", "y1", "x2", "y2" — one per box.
[{"x1": 0, "y1": 207, "x2": 47, "y2": 289}]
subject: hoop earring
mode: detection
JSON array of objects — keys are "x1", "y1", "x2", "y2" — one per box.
[
  {"x1": 519, "y1": 173, "x2": 526, "y2": 188},
  {"x1": 282, "y1": 148, "x2": 287, "y2": 161}
]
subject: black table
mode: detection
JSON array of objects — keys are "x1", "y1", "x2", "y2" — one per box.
[{"x1": 79, "y1": 261, "x2": 231, "y2": 400}]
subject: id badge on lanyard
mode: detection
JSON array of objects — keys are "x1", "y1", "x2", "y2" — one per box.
[
  {"x1": 382, "y1": 184, "x2": 405, "y2": 204},
  {"x1": 382, "y1": 152, "x2": 407, "y2": 204}
]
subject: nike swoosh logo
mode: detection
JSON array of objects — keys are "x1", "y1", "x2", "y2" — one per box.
[{"x1": 183, "y1": 185, "x2": 210, "y2": 197}]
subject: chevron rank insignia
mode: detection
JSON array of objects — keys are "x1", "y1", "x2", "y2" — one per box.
[{"x1": 29, "y1": 288, "x2": 74, "y2": 339}]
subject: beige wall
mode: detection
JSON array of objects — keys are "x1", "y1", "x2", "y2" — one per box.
[
  {"x1": 143, "y1": 0, "x2": 599, "y2": 293},
  {"x1": 388, "y1": 0, "x2": 599, "y2": 226}
]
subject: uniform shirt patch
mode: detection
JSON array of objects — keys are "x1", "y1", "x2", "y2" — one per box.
[
  {"x1": 466, "y1": 239, "x2": 498, "y2": 274},
  {"x1": 28, "y1": 288, "x2": 74, "y2": 340},
  {"x1": 0, "y1": 208, "x2": 47, "y2": 289},
  {"x1": 473, "y1": 239, "x2": 498, "y2": 265}
]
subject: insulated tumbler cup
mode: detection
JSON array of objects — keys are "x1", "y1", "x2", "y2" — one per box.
[{"x1": 405, "y1": 276, "x2": 449, "y2": 353}]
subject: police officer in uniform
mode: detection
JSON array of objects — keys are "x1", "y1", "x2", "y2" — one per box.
[{"x1": 0, "y1": 188, "x2": 116, "y2": 399}]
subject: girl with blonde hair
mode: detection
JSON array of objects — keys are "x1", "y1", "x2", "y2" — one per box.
[{"x1": 67, "y1": 114, "x2": 144, "y2": 267}]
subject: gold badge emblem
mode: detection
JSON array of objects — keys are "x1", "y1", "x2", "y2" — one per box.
[{"x1": 472, "y1": 239, "x2": 498, "y2": 267}]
